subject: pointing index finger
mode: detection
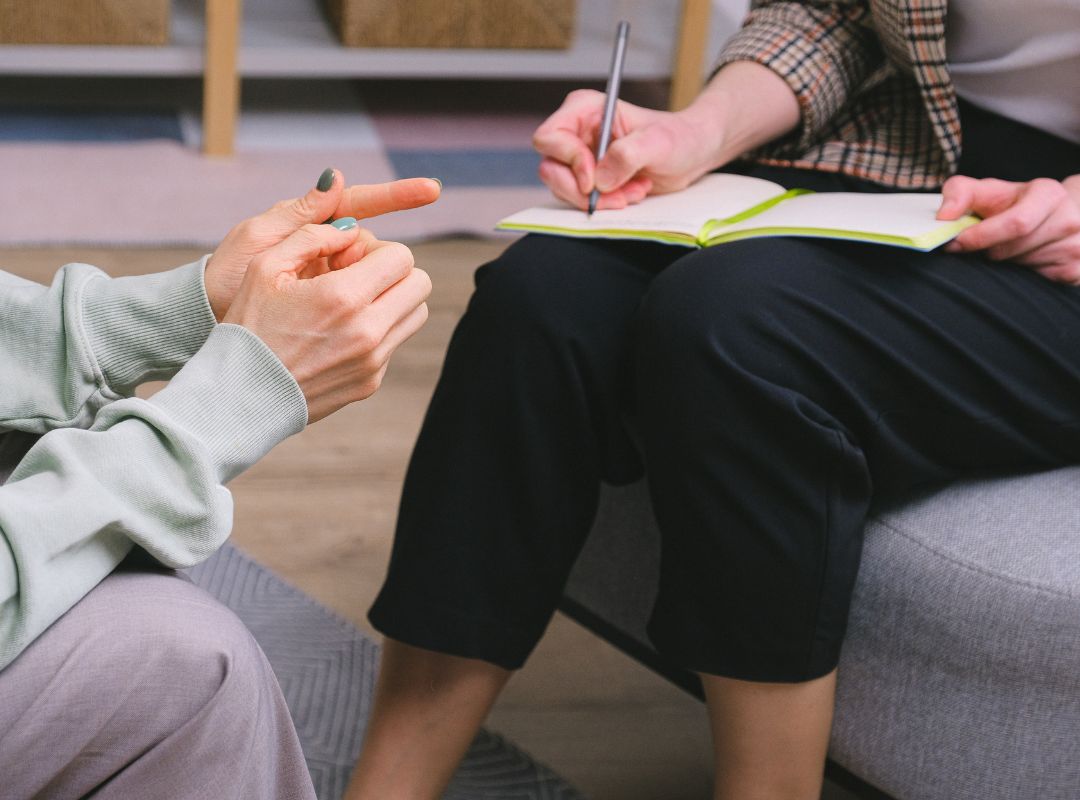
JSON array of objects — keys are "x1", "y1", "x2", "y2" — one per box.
[{"x1": 334, "y1": 178, "x2": 441, "y2": 221}]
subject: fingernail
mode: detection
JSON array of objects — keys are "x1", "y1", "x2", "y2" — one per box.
[
  {"x1": 432, "y1": 177, "x2": 443, "y2": 189},
  {"x1": 331, "y1": 216, "x2": 357, "y2": 231},
  {"x1": 316, "y1": 168, "x2": 335, "y2": 192}
]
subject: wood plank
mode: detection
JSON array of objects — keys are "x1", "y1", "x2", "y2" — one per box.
[
  {"x1": 203, "y1": 0, "x2": 243, "y2": 156},
  {"x1": 670, "y1": 0, "x2": 713, "y2": 110}
]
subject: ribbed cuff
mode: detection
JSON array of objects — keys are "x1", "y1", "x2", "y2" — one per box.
[
  {"x1": 81, "y1": 257, "x2": 217, "y2": 393},
  {"x1": 148, "y1": 324, "x2": 308, "y2": 483}
]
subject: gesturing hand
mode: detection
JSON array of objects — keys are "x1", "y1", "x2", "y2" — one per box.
[
  {"x1": 532, "y1": 89, "x2": 719, "y2": 211},
  {"x1": 938, "y1": 175, "x2": 1080, "y2": 284},
  {"x1": 205, "y1": 169, "x2": 440, "y2": 320},
  {"x1": 223, "y1": 220, "x2": 432, "y2": 424}
]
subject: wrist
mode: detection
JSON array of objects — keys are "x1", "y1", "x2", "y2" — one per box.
[
  {"x1": 203, "y1": 254, "x2": 229, "y2": 322},
  {"x1": 676, "y1": 88, "x2": 733, "y2": 173}
]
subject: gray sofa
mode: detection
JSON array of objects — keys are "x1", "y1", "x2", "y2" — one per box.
[{"x1": 563, "y1": 469, "x2": 1080, "y2": 800}]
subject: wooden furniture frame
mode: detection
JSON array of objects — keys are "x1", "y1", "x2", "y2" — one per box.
[{"x1": 671, "y1": 0, "x2": 712, "y2": 110}]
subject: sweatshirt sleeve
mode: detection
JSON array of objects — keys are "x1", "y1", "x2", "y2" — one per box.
[
  {"x1": 713, "y1": 0, "x2": 884, "y2": 155},
  {"x1": 0, "y1": 324, "x2": 308, "y2": 671},
  {"x1": 0, "y1": 257, "x2": 217, "y2": 434}
]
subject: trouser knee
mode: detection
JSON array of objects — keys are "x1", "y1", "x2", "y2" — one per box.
[{"x1": 633, "y1": 243, "x2": 873, "y2": 681}]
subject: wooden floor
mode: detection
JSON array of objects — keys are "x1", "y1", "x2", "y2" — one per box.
[{"x1": 3, "y1": 241, "x2": 858, "y2": 800}]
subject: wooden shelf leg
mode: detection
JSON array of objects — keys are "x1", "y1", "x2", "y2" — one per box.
[
  {"x1": 670, "y1": 0, "x2": 712, "y2": 111},
  {"x1": 203, "y1": 0, "x2": 242, "y2": 156}
]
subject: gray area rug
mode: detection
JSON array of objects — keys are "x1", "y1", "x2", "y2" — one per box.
[{"x1": 188, "y1": 544, "x2": 586, "y2": 800}]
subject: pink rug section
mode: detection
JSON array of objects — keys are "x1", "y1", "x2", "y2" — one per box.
[
  {"x1": 0, "y1": 142, "x2": 547, "y2": 247},
  {"x1": 370, "y1": 111, "x2": 546, "y2": 150}
]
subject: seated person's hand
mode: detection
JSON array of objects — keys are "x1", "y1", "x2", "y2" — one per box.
[
  {"x1": 938, "y1": 174, "x2": 1080, "y2": 284},
  {"x1": 204, "y1": 170, "x2": 440, "y2": 320},
  {"x1": 532, "y1": 90, "x2": 717, "y2": 211},
  {"x1": 223, "y1": 221, "x2": 431, "y2": 424}
]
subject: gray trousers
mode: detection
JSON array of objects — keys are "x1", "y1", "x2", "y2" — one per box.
[{"x1": 0, "y1": 557, "x2": 317, "y2": 800}]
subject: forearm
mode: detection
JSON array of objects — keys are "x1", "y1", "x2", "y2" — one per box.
[
  {"x1": 0, "y1": 324, "x2": 307, "y2": 671},
  {"x1": 677, "y1": 61, "x2": 802, "y2": 171},
  {"x1": 710, "y1": 0, "x2": 882, "y2": 155}
]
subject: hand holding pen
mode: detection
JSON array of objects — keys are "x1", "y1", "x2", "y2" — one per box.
[{"x1": 532, "y1": 21, "x2": 733, "y2": 213}]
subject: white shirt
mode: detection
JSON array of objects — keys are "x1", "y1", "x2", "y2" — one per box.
[{"x1": 946, "y1": 0, "x2": 1080, "y2": 144}]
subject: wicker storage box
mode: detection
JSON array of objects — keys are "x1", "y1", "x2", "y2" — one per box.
[
  {"x1": 0, "y1": 0, "x2": 170, "y2": 45},
  {"x1": 324, "y1": 0, "x2": 575, "y2": 49}
]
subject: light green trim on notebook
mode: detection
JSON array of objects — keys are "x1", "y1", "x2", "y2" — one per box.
[
  {"x1": 494, "y1": 222, "x2": 698, "y2": 246},
  {"x1": 704, "y1": 215, "x2": 979, "y2": 251},
  {"x1": 699, "y1": 188, "x2": 814, "y2": 240}
]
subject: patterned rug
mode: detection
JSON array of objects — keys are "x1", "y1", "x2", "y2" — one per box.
[{"x1": 188, "y1": 544, "x2": 586, "y2": 800}]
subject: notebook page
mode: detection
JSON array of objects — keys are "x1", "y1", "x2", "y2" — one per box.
[
  {"x1": 715, "y1": 192, "x2": 951, "y2": 240},
  {"x1": 498, "y1": 173, "x2": 785, "y2": 237}
]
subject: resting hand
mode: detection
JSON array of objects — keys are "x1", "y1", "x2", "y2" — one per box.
[
  {"x1": 205, "y1": 170, "x2": 440, "y2": 320},
  {"x1": 532, "y1": 90, "x2": 720, "y2": 211},
  {"x1": 223, "y1": 221, "x2": 431, "y2": 423},
  {"x1": 938, "y1": 175, "x2": 1080, "y2": 284}
]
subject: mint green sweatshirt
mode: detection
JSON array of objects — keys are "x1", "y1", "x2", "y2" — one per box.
[{"x1": 0, "y1": 258, "x2": 308, "y2": 671}]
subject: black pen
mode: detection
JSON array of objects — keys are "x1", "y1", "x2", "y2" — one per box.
[{"x1": 589, "y1": 20, "x2": 631, "y2": 217}]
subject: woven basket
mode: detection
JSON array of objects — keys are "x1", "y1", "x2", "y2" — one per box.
[
  {"x1": 0, "y1": 0, "x2": 170, "y2": 45},
  {"x1": 323, "y1": 0, "x2": 575, "y2": 49}
]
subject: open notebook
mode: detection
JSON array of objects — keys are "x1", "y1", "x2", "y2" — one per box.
[{"x1": 497, "y1": 173, "x2": 979, "y2": 251}]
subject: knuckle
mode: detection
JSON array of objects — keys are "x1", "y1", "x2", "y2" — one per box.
[
  {"x1": 233, "y1": 218, "x2": 259, "y2": 240},
  {"x1": 384, "y1": 241, "x2": 415, "y2": 272},
  {"x1": 353, "y1": 335, "x2": 380, "y2": 361},
  {"x1": 352, "y1": 321, "x2": 382, "y2": 355},
  {"x1": 249, "y1": 252, "x2": 272, "y2": 275},
  {"x1": 942, "y1": 175, "x2": 973, "y2": 195},
  {"x1": 568, "y1": 88, "x2": 599, "y2": 104},
  {"x1": 291, "y1": 196, "x2": 316, "y2": 219},
  {"x1": 412, "y1": 268, "x2": 433, "y2": 299},
  {"x1": 1006, "y1": 212, "x2": 1039, "y2": 238},
  {"x1": 356, "y1": 370, "x2": 385, "y2": 400},
  {"x1": 608, "y1": 138, "x2": 635, "y2": 164},
  {"x1": 1032, "y1": 177, "x2": 1064, "y2": 196}
]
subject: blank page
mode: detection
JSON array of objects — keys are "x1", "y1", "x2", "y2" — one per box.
[
  {"x1": 716, "y1": 192, "x2": 950, "y2": 239},
  {"x1": 499, "y1": 173, "x2": 785, "y2": 237}
]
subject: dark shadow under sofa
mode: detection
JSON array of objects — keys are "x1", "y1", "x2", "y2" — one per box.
[{"x1": 562, "y1": 469, "x2": 1080, "y2": 799}]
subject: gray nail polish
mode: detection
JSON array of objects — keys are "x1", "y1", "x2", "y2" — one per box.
[{"x1": 316, "y1": 168, "x2": 335, "y2": 192}]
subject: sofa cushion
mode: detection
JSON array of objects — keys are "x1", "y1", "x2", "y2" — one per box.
[{"x1": 564, "y1": 468, "x2": 1080, "y2": 800}]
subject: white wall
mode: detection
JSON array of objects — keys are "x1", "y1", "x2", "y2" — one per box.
[{"x1": 709, "y1": 0, "x2": 751, "y2": 54}]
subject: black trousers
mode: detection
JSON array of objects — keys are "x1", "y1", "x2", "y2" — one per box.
[{"x1": 370, "y1": 103, "x2": 1080, "y2": 682}]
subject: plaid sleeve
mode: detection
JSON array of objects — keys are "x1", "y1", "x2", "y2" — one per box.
[{"x1": 714, "y1": 1, "x2": 884, "y2": 155}]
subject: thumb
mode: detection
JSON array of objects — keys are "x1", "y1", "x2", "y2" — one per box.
[
  {"x1": 937, "y1": 175, "x2": 977, "y2": 220},
  {"x1": 594, "y1": 128, "x2": 655, "y2": 193}
]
